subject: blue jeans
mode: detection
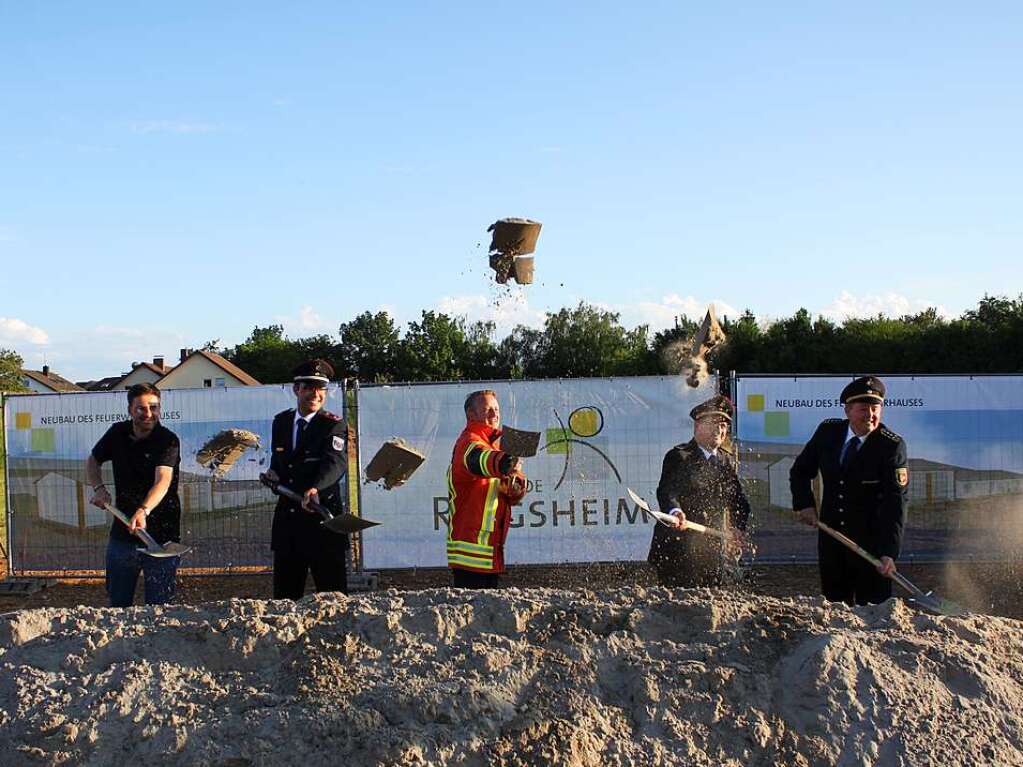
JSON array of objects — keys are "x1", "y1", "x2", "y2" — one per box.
[{"x1": 105, "y1": 537, "x2": 180, "y2": 607}]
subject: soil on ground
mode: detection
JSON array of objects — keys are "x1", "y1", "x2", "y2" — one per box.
[{"x1": 2, "y1": 561, "x2": 1021, "y2": 619}]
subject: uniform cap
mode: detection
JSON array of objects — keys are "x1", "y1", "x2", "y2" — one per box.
[
  {"x1": 292, "y1": 358, "x2": 334, "y2": 385},
  {"x1": 840, "y1": 375, "x2": 885, "y2": 405},
  {"x1": 690, "y1": 395, "x2": 734, "y2": 423}
]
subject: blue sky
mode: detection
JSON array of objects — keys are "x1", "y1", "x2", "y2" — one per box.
[{"x1": 2, "y1": 3, "x2": 1020, "y2": 380}]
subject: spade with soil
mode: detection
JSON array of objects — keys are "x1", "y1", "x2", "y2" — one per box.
[
  {"x1": 103, "y1": 503, "x2": 192, "y2": 558},
  {"x1": 816, "y1": 521, "x2": 966, "y2": 616},
  {"x1": 259, "y1": 473, "x2": 380, "y2": 534}
]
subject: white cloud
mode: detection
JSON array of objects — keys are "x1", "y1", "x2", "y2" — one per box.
[
  {"x1": 129, "y1": 120, "x2": 221, "y2": 135},
  {"x1": 606, "y1": 294, "x2": 740, "y2": 332},
  {"x1": 273, "y1": 306, "x2": 333, "y2": 336},
  {"x1": 817, "y1": 291, "x2": 953, "y2": 321},
  {"x1": 297, "y1": 306, "x2": 326, "y2": 331},
  {"x1": 0, "y1": 317, "x2": 49, "y2": 345},
  {"x1": 436, "y1": 291, "x2": 546, "y2": 336},
  {"x1": 19, "y1": 325, "x2": 190, "y2": 382}
]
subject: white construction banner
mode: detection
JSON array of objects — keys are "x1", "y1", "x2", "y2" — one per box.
[
  {"x1": 3, "y1": 385, "x2": 346, "y2": 571},
  {"x1": 735, "y1": 375, "x2": 1023, "y2": 560},
  {"x1": 357, "y1": 376, "x2": 716, "y2": 568}
]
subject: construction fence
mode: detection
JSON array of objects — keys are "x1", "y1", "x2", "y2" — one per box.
[{"x1": 3, "y1": 374, "x2": 1022, "y2": 575}]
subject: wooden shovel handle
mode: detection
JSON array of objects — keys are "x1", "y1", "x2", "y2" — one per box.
[
  {"x1": 102, "y1": 502, "x2": 161, "y2": 550},
  {"x1": 816, "y1": 521, "x2": 921, "y2": 596},
  {"x1": 682, "y1": 520, "x2": 727, "y2": 539}
]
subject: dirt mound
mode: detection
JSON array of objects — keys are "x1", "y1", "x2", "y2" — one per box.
[{"x1": 2, "y1": 588, "x2": 1021, "y2": 766}]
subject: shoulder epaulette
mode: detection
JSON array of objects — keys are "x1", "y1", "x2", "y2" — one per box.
[
  {"x1": 719, "y1": 442, "x2": 735, "y2": 455},
  {"x1": 823, "y1": 418, "x2": 844, "y2": 424},
  {"x1": 321, "y1": 410, "x2": 342, "y2": 421},
  {"x1": 879, "y1": 427, "x2": 902, "y2": 442}
]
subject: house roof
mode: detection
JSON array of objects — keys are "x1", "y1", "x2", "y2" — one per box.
[
  {"x1": 22, "y1": 369, "x2": 85, "y2": 392},
  {"x1": 134, "y1": 361, "x2": 170, "y2": 376},
  {"x1": 77, "y1": 375, "x2": 125, "y2": 391},
  {"x1": 158, "y1": 350, "x2": 260, "y2": 386},
  {"x1": 111, "y1": 361, "x2": 172, "y2": 388}
]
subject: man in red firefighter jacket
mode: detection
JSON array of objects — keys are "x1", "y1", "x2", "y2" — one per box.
[{"x1": 447, "y1": 389, "x2": 526, "y2": 588}]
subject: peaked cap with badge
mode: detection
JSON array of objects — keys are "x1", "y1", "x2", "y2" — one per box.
[
  {"x1": 690, "y1": 395, "x2": 734, "y2": 423},
  {"x1": 292, "y1": 358, "x2": 334, "y2": 385},
  {"x1": 840, "y1": 376, "x2": 886, "y2": 405}
]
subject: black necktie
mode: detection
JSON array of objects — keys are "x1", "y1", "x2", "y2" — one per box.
[
  {"x1": 841, "y1": 436, "x2": 859, "y2": 471},
  {"x1": 295, "y1": 418, "x2": 307, "y2": 449}
]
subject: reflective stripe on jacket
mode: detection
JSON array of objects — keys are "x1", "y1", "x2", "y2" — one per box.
[{"x1": 447, "y1": 422, "x2": 512, "y2": 573}]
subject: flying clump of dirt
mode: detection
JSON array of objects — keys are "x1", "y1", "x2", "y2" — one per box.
[
  {"x1": 195, "y1": 429, "x2": 261, "y2": 478},
  {"x1": 661, "y1": 305, "x2": 727, "y2": 387},
  {"x1": 488, "y1": 217, "x2": 541, "y2": 286}
]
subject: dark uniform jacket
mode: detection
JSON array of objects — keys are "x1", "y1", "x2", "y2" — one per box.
[
  {"x1": 647, "y1": 439, "x2": 751, "y2": 571},
  {"x1": 789, "y1": 419, "x2": 908, "y2": 560},
  {"x1": 269, "y1": 408, "x2": 349, "y2": 556}
]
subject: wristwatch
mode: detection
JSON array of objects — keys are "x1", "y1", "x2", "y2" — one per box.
[{"x1": 140, "y1": 506, "x2": 151, "y2": 518}]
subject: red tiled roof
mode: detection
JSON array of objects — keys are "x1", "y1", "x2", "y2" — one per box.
[
  {"x1": 158, "y1": 350, "x2": 260, "y2": 386},
  {"x1": 21, "y1": 369, "x2": 86, "y2": 392}
]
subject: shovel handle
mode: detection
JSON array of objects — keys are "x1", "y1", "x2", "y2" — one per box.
[
  {"x1": 817, "y1": 521, "x2": 922, "y2": 596},
  {"x1": 260, "y1": 475, "x2": 334, "y2": 522},
  {"x1": 102, "y1": 502, "x2": 161, "y2": 550},
  {"x1": 682, "y1": 520, "x2": 727, "y2": 539}
]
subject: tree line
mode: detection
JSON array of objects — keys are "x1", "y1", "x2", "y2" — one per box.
[
  {"x1": 3, "y1": 295, "x2": 1022, "y2": 390},
  {"x1": 216, "y1": 294, "x2": 1023, "y2": 384}
]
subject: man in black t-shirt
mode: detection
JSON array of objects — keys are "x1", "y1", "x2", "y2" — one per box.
[{"x1": 85, "y1": 382, "x2": 183, "y2": 607}]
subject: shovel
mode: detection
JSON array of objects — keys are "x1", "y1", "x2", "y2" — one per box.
[
  {"x1": 816, "y1": 521, "x2": 966, "y2": 617},
  {"x1": 103, "y1": 503, "x2": 192, "y2": 558},
  {"x1": 626, "y1": 487, "x2": 727, "y2": 539},
  {"x1": 260, "y1": 473, "x2": 380, "y2": 534}
]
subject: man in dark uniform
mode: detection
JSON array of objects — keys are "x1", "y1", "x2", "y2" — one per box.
[
  {"x1": 647, "y1": 395, "x2": 751, "y2": 587},
  {"x1": 790, "y1": 375, "x2": 909, "y2": 605},
  {"x1": 265, "y1": 358, "x2": 349, "y2": 599}
]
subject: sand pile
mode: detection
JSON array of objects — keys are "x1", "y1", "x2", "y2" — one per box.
[{"x1": 2, "y1": 587, "x2": 1021, "y2": 766}]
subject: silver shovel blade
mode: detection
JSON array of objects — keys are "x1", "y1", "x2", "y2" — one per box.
[
  {"x1": 137, "y1": 541, "x2": 192, "y2": 559},
  {"x1": 909, "y1": 591, "x2": 968, "y2": 618}
]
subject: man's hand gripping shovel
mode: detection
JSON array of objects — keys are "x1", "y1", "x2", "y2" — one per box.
[
  {"x1": 627, "y1": 487, "x2": 728, "y2": 538},
  {"x1": 102, "y1": 503, "x2": 192, "y2": 558},
  {"x1": 815, "y1": 520, "x2": 966, "y2": 617},
  {"x1": 259, "y1": 473, "x2": 380, "y2": 534}
]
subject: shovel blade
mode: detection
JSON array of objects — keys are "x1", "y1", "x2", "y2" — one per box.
[
  {"x1": 323, "y1": 513, "x2": 381, "y2": 534},
  {"x1": 909, "y1": 591, "x2": 968, "y2": 618},
  {"x1": 138, "y1": 542, "x2": 192, "y2": 559}
]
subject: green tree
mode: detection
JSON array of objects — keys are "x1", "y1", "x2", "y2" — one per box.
[
  {"x1": 338, "y1": 311, "x2": 401, "y2": 382},
  {"x1": 223, "y1": 325, "x2": 305, "y2": 384},
  {"x1": 458, "y1": 320, "x2": 510, "y2": 380},
  {"x1": 396, "y1": 311, "x2": 471, "y2": 381},
  {"x1": 526, "y1": 302, "x2": 654, "y2": 378},
  {"x1": 0, "y1": 348, "x2": 28, "y2": 392}
]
